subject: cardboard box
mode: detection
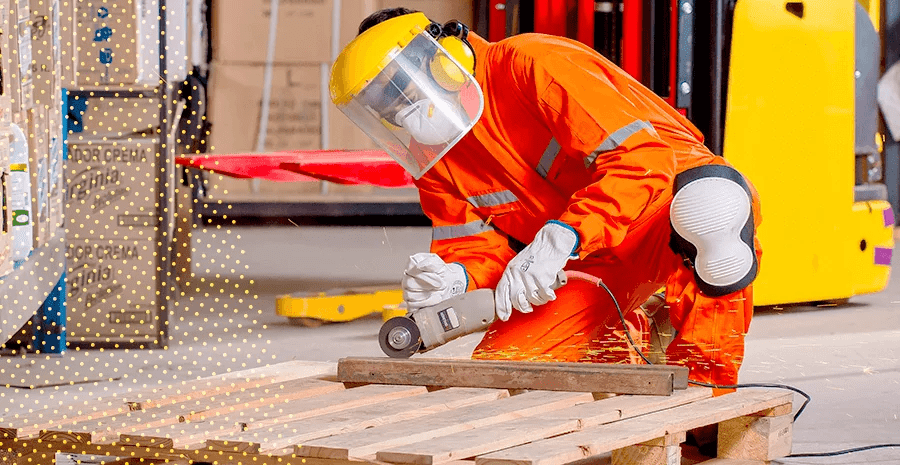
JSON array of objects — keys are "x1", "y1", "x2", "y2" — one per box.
[
  {"x1": 65, "y1": 137, "x2": 159, "y2": 241},
  {"x1": 78, "y1": 95, "x2": 161, "y2": 137},
  {"x1": 378, "y1": 0, "x2": 474, "y2": 26},
  {"x1": 213, "y1": 0, "x2": 333, "y2": 64},
  {"x1": 9, "y1": 0, "x2": 35, "y2": 113},
  {"x1": 27, "y1": 108, "x2": 51, "y2": 248},
  {"x1": 66, "y1": 237, "x2": 161, "y2": 344},
  {"x1": 208, "y1": 61, "x2": 321, "y2": 153},
  {"x1": 58, "y1": 0, "x2": 77, "y2": 88},
  {"x1": 75, "y1": 1, "x2": 140, "y2": 85},
  {"x1": 75, "y1": 0, "x2": 188, "y2": 86}
]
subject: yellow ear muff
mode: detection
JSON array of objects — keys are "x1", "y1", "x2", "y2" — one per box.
[{"x1": 431, "y1": 36, "x2": 475, "y2": 92}]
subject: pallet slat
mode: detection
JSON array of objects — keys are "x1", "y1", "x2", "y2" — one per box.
[
  {"x1": 0, "y1": 361, "x2": 334, "y2": 439},
  {"x1": 337, "y1": 358, "x2": 686, "y2": 395},
  {"x1": 373, "y1": 388, "x2": 712, "y2": 465},
  {"x1": 296, "y1": 391, "x2": 594, "y2": 460},
  {"x1": 39, "y1": 378, "x2": 343, "y2": 443},
  {"x1": 119, "y1": 384, "x2": 428, "y2": 449},
  {"x1": 208, "y1": 387, "x2": 509, "y2": 454},
  {"x1": 475, "y1": 389, "x2": 793, "y2": 465}
]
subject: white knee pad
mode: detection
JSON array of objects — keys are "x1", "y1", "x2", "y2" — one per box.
[{"x1": 670, "y1": 165, "x2": 758, "y2": 297}]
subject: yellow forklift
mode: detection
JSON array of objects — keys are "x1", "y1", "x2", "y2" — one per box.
[{"x1": 475, "y1": 0, "x2": 893, "y2": 306}]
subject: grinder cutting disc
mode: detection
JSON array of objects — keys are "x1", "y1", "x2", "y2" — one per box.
[{"x1": 379, "y1": 316, "x2": 422, "y2": 358}]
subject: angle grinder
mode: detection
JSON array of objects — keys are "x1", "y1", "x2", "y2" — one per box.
[{"x1": 379, "y1": 270, "x2": 578, "y2": 358}]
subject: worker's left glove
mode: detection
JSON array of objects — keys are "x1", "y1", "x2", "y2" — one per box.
[
  {"x1": 401, "y1": 253, "x2": 468, "y2": 311},
  {"x1": 495, "y1": 221, "x2": 580, "y2": 321}
]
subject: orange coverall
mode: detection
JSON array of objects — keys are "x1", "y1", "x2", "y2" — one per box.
[{"x1": 413, "y1": 32, "x2": 762, "y2": 387}]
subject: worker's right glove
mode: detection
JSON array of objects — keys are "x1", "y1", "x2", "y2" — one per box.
[
  {"x1": 401, "y1": 253, "x2": 468, "y2": 311},
  {"x1": 494, "y1": 221, "x2": 579, "y2": 321}
]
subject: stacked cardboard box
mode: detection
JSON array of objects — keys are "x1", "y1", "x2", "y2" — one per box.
[
  {"x1": 74, "y1": 0, "x2": 188, "y2": 86},
  {"x1": 64, "y1": 136, "x2": 164, "y2": 345},
  {"x1": 206, "y1": 0, "x2": 470, "y2": 201},
  {"x1": 63, "y1": 0, "x2": 187, "y2": 344}
]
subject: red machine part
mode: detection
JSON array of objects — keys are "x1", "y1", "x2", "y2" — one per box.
[{"x1": 176, "y1": 150, "x2": 414, "y2": 188}]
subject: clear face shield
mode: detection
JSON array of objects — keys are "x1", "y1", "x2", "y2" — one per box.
[{"x1": 336, "y1": 32, "x2": 484, "y2": 179}]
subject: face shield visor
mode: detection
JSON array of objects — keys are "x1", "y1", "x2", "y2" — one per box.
[{"x1": 336, "y1": 32, "x2": 484, "y2": 179}]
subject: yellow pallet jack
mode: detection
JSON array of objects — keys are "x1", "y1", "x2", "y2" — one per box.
[{"x1": 276, "y1": 286, "x2": 407, "y2": 327}]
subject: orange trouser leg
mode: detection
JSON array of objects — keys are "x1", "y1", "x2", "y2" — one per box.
[
  {"x1": 471, "y1": 278, "x2": 651, "y2": 363},
  {"x1": 664, "y1": 184, "x2": 762, "y2": 394},
  {"x1": 472, "y1": 200, "x2": 675, "y2": 364}
]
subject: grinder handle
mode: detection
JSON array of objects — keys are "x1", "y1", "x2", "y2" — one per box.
[{"x1": 552, "y1": 270, "x2": 567, "y2": 290}]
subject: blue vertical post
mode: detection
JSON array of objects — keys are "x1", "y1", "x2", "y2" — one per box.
[
  {"x1": 34, "y1": 88, "x2": 70, "y2": 354},
  {"x1": 35, "y1": 271, "x2": 66, "y2": 354}
]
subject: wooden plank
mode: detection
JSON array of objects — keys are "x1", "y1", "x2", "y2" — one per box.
[
  {"x1": 475, "y1": 389, "x2": 793, "y2": 465},
  {"x1": 1, "y1": 438, "x2": 368, "y2": 465},
  {"x1": 0, "y1": 361, "x2": 335, "y2": 439},
  {"x1": 208, "y1": 387, "x2": 508, "y2": 454},
  {"x1": 119, "y1": 384, "x2": 428, "y2": 449},
  {"x1": 296, "y1": 390, "x2": 594, "y2": 460},
  {"x1": 372, "y1": 388, "x2": 710, "y2": 465},
  {"x1": 377, "y1": 417, "x2": 580, "y2": 465},
  {"x1": 337, "y1": 358, "x2": 685, "y2": 395},
  {"x1": 541, "y1": 388, "x2": 712, "y2": 428},
  {"x1": 696, "y1": 460, "x2": 766, "y2": 465},
  {"x1": 38, "y1": 378, "x2": 343, "y2": 443},
  {"x1": 381, "y1": 358, "x2": 690, "y2": 390},
  {"x1": 125, "y1": 361, "x2": 337, "y2": 410}
]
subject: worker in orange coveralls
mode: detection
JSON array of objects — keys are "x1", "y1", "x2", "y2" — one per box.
[{"x1": 329, "y1": 8, "x2": 762, "y2": 390}]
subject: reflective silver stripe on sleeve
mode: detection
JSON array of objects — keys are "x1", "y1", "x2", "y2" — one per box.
[
  {"x1": 467, "y1": 190, "x2": 518, "y2": 208},
  {"x1": 536, "y1": 137, "x2": 561, "y2": 178},
  {"x1": 432, "y1": 220, "x2": 494, "y2": 241},
  {"x1": 584, "y1": 120, "x2": 655, "y2": 167}
]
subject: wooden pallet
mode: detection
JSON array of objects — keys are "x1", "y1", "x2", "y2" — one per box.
[{"x1": 0, "y1": 358, "x2": 794, "y2": 465}]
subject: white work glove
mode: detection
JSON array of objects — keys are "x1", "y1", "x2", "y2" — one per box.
[
  {"x1": 495, "y1": 221, "x2": 579, "y2": 321},
  {"x1": 401, "y1": 253, "x2": 468, "y2": 310}
]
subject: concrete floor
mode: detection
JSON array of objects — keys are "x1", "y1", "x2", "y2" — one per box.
[{"x1": 2, "y1": 224, "x2": 899, "y2": 464}]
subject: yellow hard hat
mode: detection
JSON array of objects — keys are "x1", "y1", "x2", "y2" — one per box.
[
  {"x1": 328, "y1": 12, "x2": 484, "y2": 180},
  {"x1": 330, "y1": 13, "x2": 476, "y2": 104}
]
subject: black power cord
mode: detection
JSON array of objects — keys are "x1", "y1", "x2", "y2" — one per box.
[{"x1": 594, "y1": 278, "x2": 898, "y2": 460}]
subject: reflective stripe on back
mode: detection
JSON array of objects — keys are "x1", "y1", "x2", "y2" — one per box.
[{"x1": 584, "y1": 120, "x2": 655, "y2": 167}]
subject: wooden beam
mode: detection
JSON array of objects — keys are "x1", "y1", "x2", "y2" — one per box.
[
  {"x1": 717, "y1": 413, "x2": 793, "y2": 461},
  {"x1": 475, "y1": 389, "x2": 793, "y2": 465},
  {"x1": 296, "y1": 391, "x2": 593, "y2": 460},
  {"x1": 119, "y1": 384, "x2": 428, "y2": 449},
  {"x1": 208, "y1": 387, "x2": 508, "y2": 454},
  {"x1": 610, "y1": 432, "x2": 685, "y2": 465},
  {"x1": 337, "y1": 358, "x2": 687, "y2": 396},
  {"x1": 377, "y1": 417, "x2": 580, "y2": 465},
  {"x1": 38, "y1": 378, "x2": 343, "y2": 443},
  {"x1": 371, "y1": 388, "x2": 710, "y2": 465}
]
